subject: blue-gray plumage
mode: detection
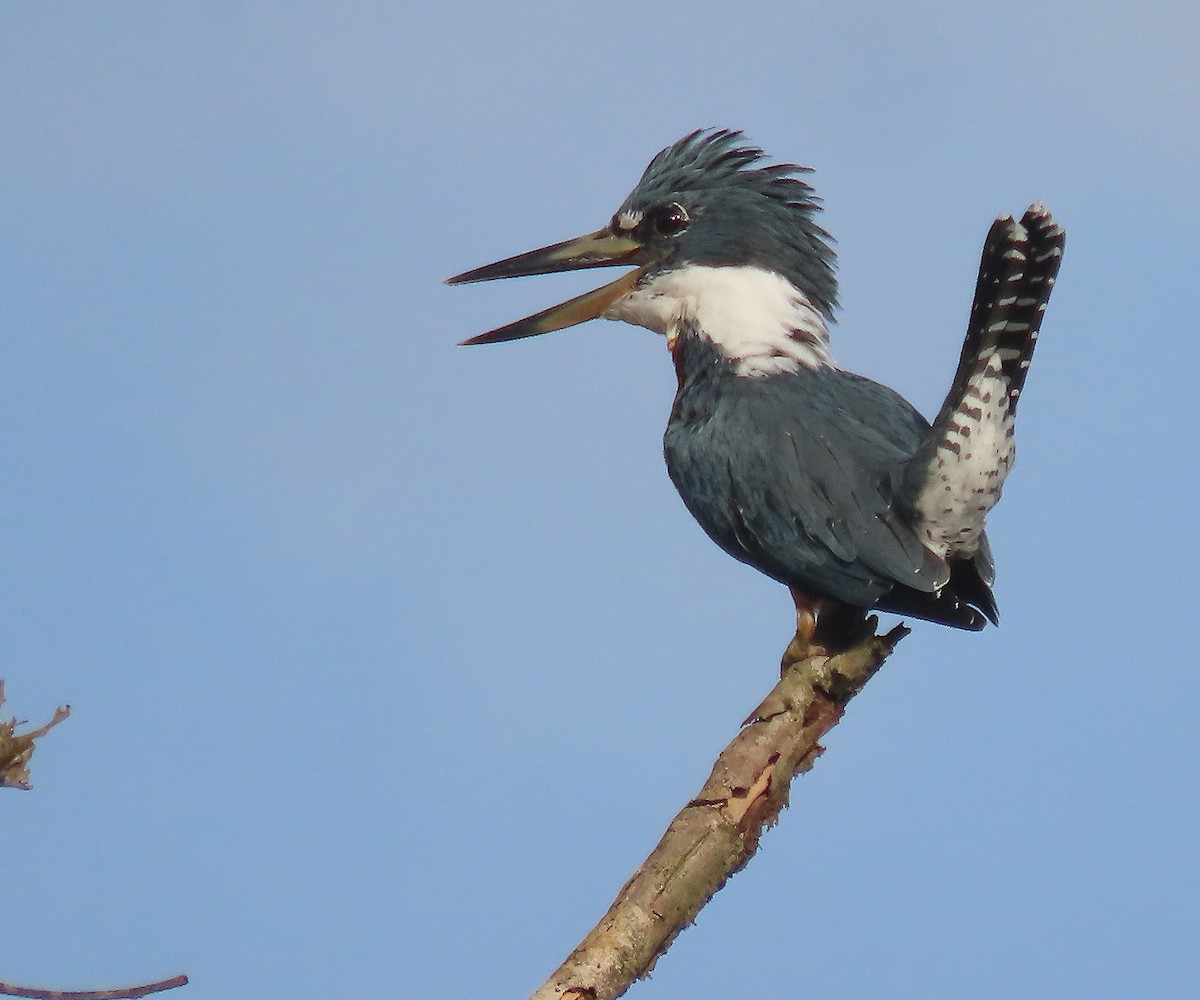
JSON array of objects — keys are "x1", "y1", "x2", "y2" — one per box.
[
  {"x1": 448, "y1": 130, "x2": 1064, "y2": 646},
  {"x1": 613, "y1": 131, "x2": 839, "y2": 318},
  {"x1": 664, "y1": 335, "x2": 984, "y2": 626}
]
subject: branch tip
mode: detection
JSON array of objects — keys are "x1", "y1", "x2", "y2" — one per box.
[
  {"x1": 0, "y1": 973, "x2": 188, "y2": 1000},
  {"x1": 526, "y1": 622, "x2": 905, "y2": 1000},
  {"x1": 0, "y1": 682, "x2": 72, "y2": 791}
]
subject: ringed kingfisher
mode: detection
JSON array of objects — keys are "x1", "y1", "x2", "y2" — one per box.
[{"x1": 448, "y1": 130, "x2": 1064, "y2": 659}]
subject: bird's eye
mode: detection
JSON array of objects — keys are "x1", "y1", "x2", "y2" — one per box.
[{"x1": 653, "y1": 202, "x2": 690, "y2": 237}]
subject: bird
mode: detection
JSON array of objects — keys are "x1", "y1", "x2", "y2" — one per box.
[{"x1": 447, "y1": 129, "x2": 1064, "y2": 660}]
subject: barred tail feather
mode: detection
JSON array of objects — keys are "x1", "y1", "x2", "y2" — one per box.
[
  {"x1": 938, "y1": 202, "x2": 1065, "y2": 428},
  {"x1": 907, "y1": 204, "x2": 1065, "y2": 565}
]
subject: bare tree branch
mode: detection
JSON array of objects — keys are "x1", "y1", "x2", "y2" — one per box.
[
  {"x1": 0, "y1": 974, "x2": 188, "y2": 1000},
  {"x1": 528, "y1": 620, "x2": 909, "y2": 1000}
]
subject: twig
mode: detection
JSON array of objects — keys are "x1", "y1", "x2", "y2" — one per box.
[
  {"x1": 528, "y1": 619, "x2": 909, "y2": 1000},
  {"x1": 0, "y1": 974, "x2": 188, "y2": 1000},
  {"x1": 0, "y1": 680, "x2": 71, "y2": 790},
  {"x1": 2, "y1": 681, "x2": 188, "y2": 998}
]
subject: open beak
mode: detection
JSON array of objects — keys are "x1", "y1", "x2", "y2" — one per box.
[{"x1": 446, "y1": 229, "x2": 645, "y2": 345}]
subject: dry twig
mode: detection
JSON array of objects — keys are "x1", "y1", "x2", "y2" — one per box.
[
  {"x1": 0, "y1": 680, "x2": 70, "y2": 791},
  {"x1": 0, "y1": 974, "x2": 188, "y2": 1000},
  {"x1": 1, "y1": 682, "x2": 188, "y2": 998}
]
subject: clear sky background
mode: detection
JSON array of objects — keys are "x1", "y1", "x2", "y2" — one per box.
[{"x1": 3, "y1": 4, "x2": 1197, "y2": 999}]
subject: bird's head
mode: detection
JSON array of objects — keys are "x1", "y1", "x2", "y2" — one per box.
[{"x1": 448, "y1": 130, "x2": 838, "y2": 361}]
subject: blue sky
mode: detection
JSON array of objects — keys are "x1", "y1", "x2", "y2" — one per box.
[{"x1": 3, "y1": 4, "x2": 1197, "y2": 998}]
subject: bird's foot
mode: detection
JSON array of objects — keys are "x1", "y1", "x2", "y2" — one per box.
[
  {"x1": 779, "y1": 631, "x2": 827, "y2": 675},
  {"x1": 780, "y1": 600, "x2": 824, "y2": 674},
  {"x1": 779, "y1": 602, "x2": 873, "y2": 675}
]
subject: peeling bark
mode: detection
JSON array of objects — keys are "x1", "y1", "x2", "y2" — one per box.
[{"x1": 527, "y1": 620, "x2": 908, "y2": 1000}]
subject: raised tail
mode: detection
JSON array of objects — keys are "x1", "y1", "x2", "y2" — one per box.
[
  {"x1": 908, "y1": 204, "x2": 1065, "y2": 568},
  {"x1": 943, "y1": 203, "x2": 1065, "y2": 424}
]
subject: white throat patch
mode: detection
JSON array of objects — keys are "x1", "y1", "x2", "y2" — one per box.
[{"x1": 602, "y1": 264, "x2": 833, "y2": 375}]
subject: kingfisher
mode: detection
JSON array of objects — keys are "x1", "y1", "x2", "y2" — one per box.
[{"x1": 448, "y1": 130, "x2": 1064, "y2": 658}]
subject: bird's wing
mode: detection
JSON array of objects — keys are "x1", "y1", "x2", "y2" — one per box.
[{"x1": 665, "y1": 368, "x2": 950, "y2": 607}]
